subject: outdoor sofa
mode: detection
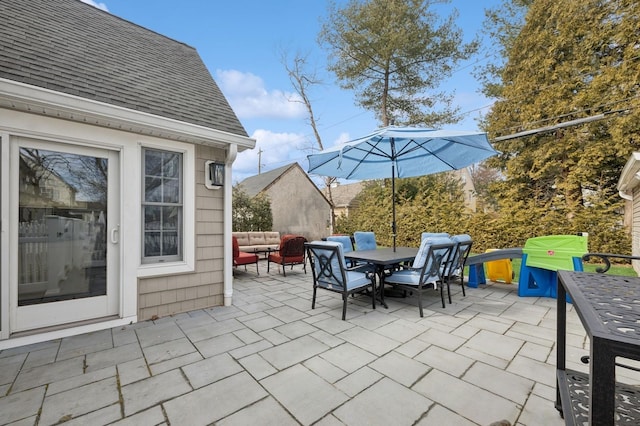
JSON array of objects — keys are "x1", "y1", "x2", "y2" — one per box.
[{"x1": 232, "y1": 231, "x2": 281, "y2": 254}]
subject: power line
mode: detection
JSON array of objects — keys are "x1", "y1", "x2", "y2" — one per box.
[
  {"x1": 492, "y1": 109, "x2": 630, "y2": 142},
  {"x1": 491, "y1": 95, "x2": 640, "y2": 137}
]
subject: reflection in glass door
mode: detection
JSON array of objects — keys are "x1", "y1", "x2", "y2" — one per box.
[{"x1": 13, "y1": 141, "x2": 119, "y2": 332}]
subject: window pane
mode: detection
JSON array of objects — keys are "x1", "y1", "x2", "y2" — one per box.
[
  {"x1": 163, "y1": 153, "x2": 180, "y2": 178},
  {"x1": 145, "y1": 150, "x2": 163, "y2": 176},
  {"x1": 163, "y1": 232, "x2": 178, "y2": 256},
  {"x1": 144, "y1": 206, "x2": 161, "y2": 230},
  {"x1": 144, "y1": 232, "x2": 161, "y2": 257},
  {"x1": 162, "y1": 206, "x2": 179, "y2": 230},
  {"x1": 163, "y1": 178, "x2": 180, "y2": 203},
  {"x1": 145, "y1": 177, "x2": 162, "y2": 202}
]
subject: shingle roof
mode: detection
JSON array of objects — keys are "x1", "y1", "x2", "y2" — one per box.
[
  {"x1": 324, "y1": 182, "x2": 363, "y2": 207},
  {"x1": 0, "y1": 0, "x2": 247, "y2": 137},
  {"x1": 238, "y1": 164, "x2": 298, "y2": 197}
]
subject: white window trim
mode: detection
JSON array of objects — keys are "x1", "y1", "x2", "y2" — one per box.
[{"x1": 137, "y1": 140, "x2": 195, "y2": 278}]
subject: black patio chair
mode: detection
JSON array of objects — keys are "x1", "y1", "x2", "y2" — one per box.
[
  {"x1": 445, "y1": 234, "x2": 473, "y2": 297},
  {"x1": 305, "y1": 241, "x2": 375, "y2": 320},
  {"x1": 383, "y1": 236, "x2": 455, "y2": 316}
]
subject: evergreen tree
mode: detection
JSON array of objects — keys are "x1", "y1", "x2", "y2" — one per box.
[
  {"x1": 232, "y1": 186, "x2": 273, "y2": 232},
  {"x1": 483, "y1": 0, "x2": 638, "y2": 253},
  {"x1": 336, "y1": 174, "x2": 468, "y2": 247},
  {"x1": 319, "y1": 0, "x2": 477, "y2": 126}
]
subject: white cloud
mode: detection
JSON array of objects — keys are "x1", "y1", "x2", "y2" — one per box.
[
  {"x1": 216, "y1": 70, "x2": 306, "y2": 120},
  {"x1": 232, "y1": 129, "x2": 309, "y2": 183},
  {"x1": 334, "y1": 132, "x2": 352, "y2": 145},
  {"x1": 80, "y1": 0, "x2": 108, "y2": 11}
]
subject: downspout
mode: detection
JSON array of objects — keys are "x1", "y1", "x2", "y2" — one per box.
[
  {"x1": 223, "y1": 144, "x2": 238, "y2": 306},
  {"x1": 620, "y1": 190, "x2": 633, "y2": 201}
]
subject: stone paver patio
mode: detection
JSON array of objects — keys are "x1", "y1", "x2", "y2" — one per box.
[{"x1": 0, "y1": 261, "x2": 593, "y2": 425}]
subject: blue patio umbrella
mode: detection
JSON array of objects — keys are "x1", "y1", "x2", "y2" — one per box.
[{"x1": 307, "y1": 126, "x2": 499, "y2": 250}]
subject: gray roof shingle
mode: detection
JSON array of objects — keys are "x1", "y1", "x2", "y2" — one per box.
[
  {"x1": 239, "y1": 164, "x2": 297, "y2": 197},
  {"x1": 0, "y1": 0, "x2": 247, "y2": 137}
]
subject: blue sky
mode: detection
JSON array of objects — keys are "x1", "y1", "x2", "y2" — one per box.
[{"x1": 82, "y1": 0, "x2": 501, "y2": 183}]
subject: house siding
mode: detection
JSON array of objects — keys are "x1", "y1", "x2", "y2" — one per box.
[
  {"x1": 632, "y1": 186, "x2": 640, "y2": 274},
  {"x1": 1, "y1": 0, "x2": 253, "y2": 344},
  {"x1": 138, "y1": 144, "x2": 225, "y2": 320}
]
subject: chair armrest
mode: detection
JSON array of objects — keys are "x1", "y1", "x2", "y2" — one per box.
[{"x1": 582, "y1": 252, "x2": 640, "y2": 273}]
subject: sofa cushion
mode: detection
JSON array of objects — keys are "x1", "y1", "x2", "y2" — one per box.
[
  {"x1": 264, "y1": 232, "x2": 281, "y2": 246},
  {"x1": 248, "y1": 232, "x2": 267, "y2": 246},
  {"x1": 233, "y1": 232, "x2": 251, "y2": 247}
]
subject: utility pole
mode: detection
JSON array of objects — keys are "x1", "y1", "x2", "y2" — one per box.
[{"x1": 258, "y1": 148, "x2": 263, "y2": 174}]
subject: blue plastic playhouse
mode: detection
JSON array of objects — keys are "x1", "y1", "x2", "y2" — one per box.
[{"x1": 518, "y1": 235, "x2": 588, "y2": 298}]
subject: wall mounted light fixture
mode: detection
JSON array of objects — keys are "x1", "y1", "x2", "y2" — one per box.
[{"x1": 205, "y1": 160, "x2": 225, "y2": 189}]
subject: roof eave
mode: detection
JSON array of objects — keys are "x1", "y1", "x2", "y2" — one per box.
[
  {"x1": 618, "y1": 151, "x2": 640, "y2": 194},
  {"x1": 0, "y1": 78, "x2": 255, "y2": 151}
]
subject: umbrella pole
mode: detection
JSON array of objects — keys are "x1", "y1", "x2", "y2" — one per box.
[{"x1": 392, "y1": 164, "x2": 396, "y2": 252}]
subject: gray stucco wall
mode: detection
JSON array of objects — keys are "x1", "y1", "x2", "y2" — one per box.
[{"x1": 265, "y1": 167, "x2": 331, "y2": 241}]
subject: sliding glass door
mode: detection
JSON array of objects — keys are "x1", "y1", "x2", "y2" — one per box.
[{"x1": 12, "y1": 138, "x2": 120, "y2": 332}]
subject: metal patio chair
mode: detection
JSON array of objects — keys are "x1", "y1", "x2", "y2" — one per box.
[
  {"x1": 305, "y1": 241, "x2": 375, "y2": 320},
  {"x1": 383, "y1": 236, "x2": 455, "y2": 316}
]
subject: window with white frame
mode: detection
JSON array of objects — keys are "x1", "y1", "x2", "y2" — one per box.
[{"x1": 142, "y1": 148, "x2": 183, "y2": 263}]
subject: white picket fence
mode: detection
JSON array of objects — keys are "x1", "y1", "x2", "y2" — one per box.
[
  {"x1": 18, "y1": 220, "x2": 48, "y2": 290},
  {"x1": 18, "y1": 215, "x2": 105, "y2": 298}
]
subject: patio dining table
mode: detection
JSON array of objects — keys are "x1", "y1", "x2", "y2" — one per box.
[
  {"x1": 345, "y1": 247, "x2": 418, "y2": 308},
  {"x1": 556, "y1": 270, "x2": 640, "y2": 424}
]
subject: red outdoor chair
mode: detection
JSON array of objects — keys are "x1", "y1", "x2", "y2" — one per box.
[
  {"x1": 267, "y1": 235, "x2": 307, "y2": 276},
  {"x1": 233, "y1": 236, "x2": 259, "y2": 274}
]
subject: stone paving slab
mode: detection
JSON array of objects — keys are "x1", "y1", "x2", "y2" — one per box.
[
  {"x1": 261, "y1": 364, "x2": 348, "y2": 425},
  {"x1": 334, "y1": 377, "x2": 432, "y2": 425},
  {"x1": 11, "y1": 356, "x2": 84, "y2": 393},
  {"x1": 85, "y1": 342, "x2": 143, "y2": 373},
  {"x1": 413, "y1": 369, "x2": 521, "y2": 425},
  {"x1": 121, "y1": 369, "x2": 191, "y2": 416},
  {"x1": 164, "y1": 371, "x2": 267, "y2": 425},
  {"x1": 39, "y1": 377, "x2": 119, "y2": 425},
  {"x1": 62, "y1": 404, "x2": 122, "y2": 426},
  {"x1": 0, "y1": 386, "x2": 45, "y2": 424},
  {"x1": 319, "y1": 342, "x2": 378, "y2": 373},
  {"x1": 56, "y1": 329, "x2": 114, "y2": 361},
  {"x1": 1, "y1": 270, "x2": 630, "y2": 426},
  {"x1": 47, "y1": 365, "x2": 115, "y2": 396},
  {"x1": 216, "y1": 396, "x2": 298, "y2": 426},
  {"x1": 182, "y1": 352, "x2": 243, "y2": 388},
  {"x1": 259, "y1": 335, "x2": 329, "y2": 370},
  {"x1": 370, "y1": 351, "x2": 431, "y2": 387},
  {"x1": 415, "y1": 344, "x2": 474, "y2": 378}
]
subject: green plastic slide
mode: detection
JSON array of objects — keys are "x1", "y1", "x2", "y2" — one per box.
[{"x1": 522, "y1": 235, "x2": 588, "y2": 271}]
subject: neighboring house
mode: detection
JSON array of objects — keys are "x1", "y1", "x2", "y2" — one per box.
[
  {"x1": 454, "y1": 168, "x2": 478, "y2": 213},
  {"x1": 324, "y1": 182, "x2": 363, "y2": 218},
  {"x1": 0, "y1": 0, "x2": 254, "y2": 347},
  {"x1": 238, "y1": 163, "x2": 331, "y2": 241},
  {"x1": 616, "y1": 152, "x2": 640, "y2": 274}
]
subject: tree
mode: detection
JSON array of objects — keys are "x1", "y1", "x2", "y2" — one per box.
[
  {"x1": 483, "y1": 0, "x2": 639, "y2": 253},
  {"x1": 232, "y1": 185, "x2": 273, "y2": 232},
  {"x1": 319, "y1": 0, "x2": 478, "y2": 127},
  {"x1": 474, "y1": 0, "x2": 532, "y2": 99},
  {"x1": 335, "y1": 174, "x2": 469, "y2": 247},
  {"x1": 282, "y1": 50, "x2": 338, "y2": 230},
  {"x1": 469, "y1": 163, "x2": 502, "y2": 212}
]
